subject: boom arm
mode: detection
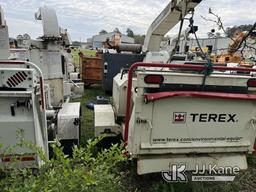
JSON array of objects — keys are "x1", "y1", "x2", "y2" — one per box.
[
  {"x1": 0, "y1": 6, "x2": 10, "y2": 59},
  {"x1": 0, "y1": 6, "x2": 6, "y2": 26},
  {"x1": 142, "y1": 0, "x2": 202, "y2": 52},
  {"x1": 35, "y1": 6, "x2": 60, "y2": 38},
  {"x1": 35, "y1": 6, "x2": 71, "y2": 45}
]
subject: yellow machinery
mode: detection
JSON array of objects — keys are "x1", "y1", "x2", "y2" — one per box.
[{"x1": 217, "y1": 31, "x2": 255, "y2": 66}]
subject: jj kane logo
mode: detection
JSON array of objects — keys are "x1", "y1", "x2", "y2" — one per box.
[
  {"x1": 173, "y1": 112, "x2": 186, "y2": 123},
  {"x1": 162, "y1": 163, "x2": 239, "y2": 182},
  {"x1": 162, "y1": 163, "x2": 187, "y2": 182}
]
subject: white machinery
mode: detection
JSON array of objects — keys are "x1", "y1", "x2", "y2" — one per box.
[
  {"x1": 0, "y1": 6, "x2": 10, "y2": 59},
  {"x1": 0, "y1": 60, "x2": 50, "y2": 167},
  {"x1": 95, "y1": 0, "x2": 256, "y2": 175},
  {"x1": 28, "y1": 6, "x2": 72, "y2": 105},
  {"x1": 0, "y1": 6, "x2": 80, "y2": 167},
  {"x1": 28, "y1": 7, "x2": 81, "y2": 151}
]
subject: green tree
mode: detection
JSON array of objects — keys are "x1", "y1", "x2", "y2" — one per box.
[
  {"x1": 126, "y1": 28, "x2": 134, "y2": 37},
  {"x1": 226, "y1": 24, "x2": 253, "y2": 37},
  {"x1": 133, "y1": 34, "x2": 145, "y2": 44},
  {"x1": 99, "y1": 30, "x2": 108, "y2": 35},
  {"x1": 114, "y1": 28, "x2": 121, "y2": 34},
  {"x1": 72, "y1": 41, "x2": 81, "y2": 47}
]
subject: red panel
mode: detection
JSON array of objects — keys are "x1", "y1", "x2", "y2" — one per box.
[
  {"x1": 144, "y1": 91, "x2": 256, "y2": 103},
  {"x1": 2, "y1": 155, "x2": 35, "y2": 162},
  {"x1": 0, "y1": 61, "x2": 25, "y2": 65},
  {"x1": 253, "y1": 143, "x2": 256, "y2": 156},
  {"x1": 247, "y1": 79, "x2": 256, "y2": 87}
]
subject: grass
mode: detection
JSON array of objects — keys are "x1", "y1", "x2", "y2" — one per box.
[
  {"x1": 75, "y1": 86, "x2": 256, "y2": 191},
  {"x1": 72, "y1": 85, "x2": 108, "y2": 146}
]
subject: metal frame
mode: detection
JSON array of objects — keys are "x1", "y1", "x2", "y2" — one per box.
[
  {"x1": 144, "y1": 91, "x2": 256, "y2": 103},
  {"x1": 0, "y1": 60, "x2": 45, "y2": 109}
]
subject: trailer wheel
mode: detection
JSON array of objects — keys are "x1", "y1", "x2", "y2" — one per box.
[
  {"x1": 84, "y1": 83, "x2": 91, "y2": 89},
  {"x1": 95, "y1": 134, "x2": 123, "y2": 149}
]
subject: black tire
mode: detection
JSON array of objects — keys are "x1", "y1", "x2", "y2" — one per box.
[
  {"x1": 95, "y1": 134, "x2": 123, "y2": 149},
  {"x1": 60, "y1": 139, "x2": 79, "y2": 156},
  {"x1": 84, "y1": 83, "x2": 91, "y2": 89}
]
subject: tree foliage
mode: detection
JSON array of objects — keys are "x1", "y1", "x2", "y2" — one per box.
[
  {"x1": 0, "y1": 137, "x2": 128, "y2": 192},
  {"x1": 99, "y1": 30, "x2": 108, "y2": 35},
  {"x1": 226, "y1": 24, "x2": 254, "y2": 37},
  {"x1": 126, "y1": 28, "x2": 134, "y2": 37},
  {"x1": 134, "y1": 34, "x2": 145, "y2": 45},
  {"x1": 126, "y1": 28, "x2": 145, "y2": 44},
  {"x1": 113, "y1": 28, "x2": 121, "y2": 34},
  {"x1": 201, "y1": 8, "x2": 254, "y2": 38}
]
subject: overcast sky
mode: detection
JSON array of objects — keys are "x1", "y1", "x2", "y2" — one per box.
[{"x1": 0, "y1": 0, "x2": 255, "y2": 42}]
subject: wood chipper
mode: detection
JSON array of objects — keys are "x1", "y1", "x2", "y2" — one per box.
[
  {"x1": 0, "y1": 6, "x2": 81, "y2": 167},
  {"x1": 94, "y1": 0, "x2": 256, "y2": 174}
]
